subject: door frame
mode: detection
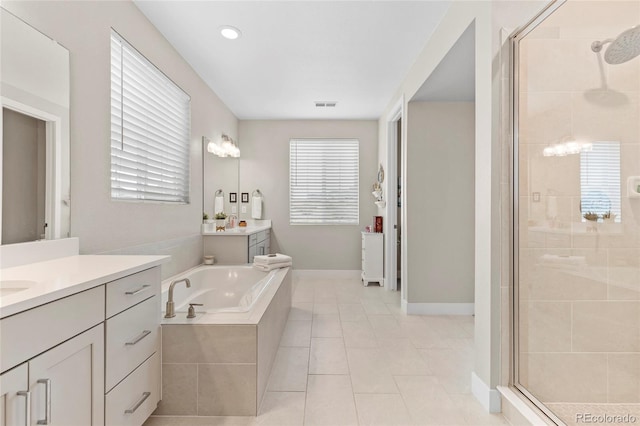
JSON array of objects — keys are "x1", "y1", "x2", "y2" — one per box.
[
  {"x1": 384, "y1": 96, "x2": 404, "y2": 296},
  {"x1": 1, "y1": 97, "x2": 63, "y2": 241}
]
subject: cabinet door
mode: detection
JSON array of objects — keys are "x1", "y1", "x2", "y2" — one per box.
[
  {"x1": 0, "y1": 364, "x2": 28, "y2": 426},
  {"x1": 28, "y1": 325, "x2": 104, "y2": 426},
  {"x1": 248, "y1": 244, "x2": 257, "y2": 263}
]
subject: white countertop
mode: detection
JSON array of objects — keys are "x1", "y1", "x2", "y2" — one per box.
[
  {"x1": 202, "y1": 219, "x2": 272, "y2": 237},
  {"x1": 0, "y1": 254, "x2": 169, "y2": 319}
]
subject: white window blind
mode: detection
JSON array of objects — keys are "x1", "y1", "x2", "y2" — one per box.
[
  {"x1": 290, "y1": 139, "x2": 359, "y2": 225},
  {"x1": 580, "y1": 142, "x2": 621, "y2": 221},
  {"x1": 110, "y1": 30, "x2": 191, "y2": 203}
]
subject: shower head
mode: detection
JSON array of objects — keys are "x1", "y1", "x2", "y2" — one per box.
[{"x1": 591, "y1": 25, "x2": 640, "y2": 64}]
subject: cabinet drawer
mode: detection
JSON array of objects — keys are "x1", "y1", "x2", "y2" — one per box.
[
  {"x1": 249, "y1": 233, "x2": 258, "y2": 246},
  {"x1": 106, "y1": 352, "x2": 160, "y2": 426},
  {"x1": 0, "y1": 286, "x2": 104, "y2": 373},
  {"x1": 106, "y1": 296, "x2": 159, "y2": 391},
  {"x1": 106, "y1": 267, "x2": 160, "y2": 318}
]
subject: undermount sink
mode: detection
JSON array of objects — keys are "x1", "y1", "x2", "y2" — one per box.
[{"x1": 0, "y1": 280, "x2": 38, "y2": 297}]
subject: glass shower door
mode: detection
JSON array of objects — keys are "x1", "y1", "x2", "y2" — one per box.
[{"x1": 514, "y1": 1, "x2": 640, "y2": 424}]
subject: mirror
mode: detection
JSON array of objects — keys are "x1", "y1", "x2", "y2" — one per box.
[
  {"x1": 202, "y1": 137, "x2": 239, "y2": 220},
  {"x1": 1, "y1": 8, "x2": 70, "y2": 244}
]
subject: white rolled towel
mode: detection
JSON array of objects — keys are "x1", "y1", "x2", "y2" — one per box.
[
  {"x1": 254, "y1": 253, "x2": 292, "y2": 265},
  {"x1": 253, "y1": 261, "x2": 292, "y2": 271},
  {"x1": 252, "y1": 195, "x2": 262, "y2": 219},
  {"x1": 214, "y1": 195, "x2": 224, "y2": 215}
]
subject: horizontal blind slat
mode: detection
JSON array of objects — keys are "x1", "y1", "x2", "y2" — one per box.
[
  {"x1": 111, "y1": 31, "x2": 190, "y2": 203},
  {"x1": 290, "y1": 139, "x2": 359, "y2": 225}
]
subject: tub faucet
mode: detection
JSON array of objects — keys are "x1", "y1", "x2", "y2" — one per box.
[{"x1": 164, "y1": 278, "x2": 191, "y2": 318}]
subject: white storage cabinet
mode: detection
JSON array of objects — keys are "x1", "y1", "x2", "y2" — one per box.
[{"x1": 361, "y1": 232, "x2": 383, "y2": 286}]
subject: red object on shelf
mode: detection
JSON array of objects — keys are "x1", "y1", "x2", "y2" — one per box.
[{"x1": 374, "y1": 216, "x2": 383, "y2": 233}]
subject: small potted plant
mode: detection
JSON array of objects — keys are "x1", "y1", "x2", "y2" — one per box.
[
  {"x1": 203, "y1": 212, "x2": 214, "y2": 224},
  {"x1": 583, "y1": 212, "x2": 599, "y2": 222},
  {"x1": 215, "y1": 212, "x2": 227, "y2": 231},
  {"x1": 602, "y1": 211, "x2": 617, "y2": 223}
]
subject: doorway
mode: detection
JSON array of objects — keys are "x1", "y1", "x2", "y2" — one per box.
[{"x1": 384, "y1": 97, "x2": 404, "y2": 296}]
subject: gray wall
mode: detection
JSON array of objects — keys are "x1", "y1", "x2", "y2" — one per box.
[
  {"x1": 406, "y1": 102, "x2": 475, "y2": 303},
  {"x1": 3, "y1": 1, "x2": 238, "y2": 276},
  {"x1": 2, "y1": 108, "x2": 46, "y2": 244},
  {"x1": 239, "y1": 120, "x2": 378, "y2": 270}
]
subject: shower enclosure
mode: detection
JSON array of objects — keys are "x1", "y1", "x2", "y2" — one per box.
[{"x1": 513, "y1": 1, "x2": 640, "y2": 424}]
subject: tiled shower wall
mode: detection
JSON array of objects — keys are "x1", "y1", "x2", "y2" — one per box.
[{"x1": 516, "y1": 0, "x2": 640, "y2": 409}]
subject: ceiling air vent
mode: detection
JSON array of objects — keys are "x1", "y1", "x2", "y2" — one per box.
[{"x1": 315, "y1": 101, "x2": 337, "y2": 108}]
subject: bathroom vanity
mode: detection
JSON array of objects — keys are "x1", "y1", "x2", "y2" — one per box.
[
  {"x1": 203, "y1": 220, "x2": 271, "y2": 264},
  {"x1": 0, "y1": 246, "x2": 168, "y2": 426}
]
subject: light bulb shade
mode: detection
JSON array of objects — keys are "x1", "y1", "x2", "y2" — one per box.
[{"x1": 207, "y1": 134, "x2": 240, "y2": 158}]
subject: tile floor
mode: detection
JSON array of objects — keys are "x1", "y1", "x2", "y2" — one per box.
[{"x1": 144, "y1": 275, "x2": 508, "y2": 425}]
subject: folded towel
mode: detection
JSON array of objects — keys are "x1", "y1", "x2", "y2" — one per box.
[
  {"x1": 253, "y1": 261, "x2": 292, "y2": 271},
  {"x1": 214, "y1": 195, "x2": 224, "y2": 215},
  {"x1": 252, "y1": 195, "x2": 262, "y2": 219},
  {"x1": 254, "y1": 253, "x2": 292, "y2": 265}
]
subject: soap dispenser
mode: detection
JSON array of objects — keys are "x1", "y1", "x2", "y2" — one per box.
[{"x1": 187, "y1": 303, "x2": 203, "y2": 319}]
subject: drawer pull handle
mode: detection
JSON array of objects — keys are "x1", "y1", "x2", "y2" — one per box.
[
  {"x1": 36, "y1": 379, "x2": 51, "y2": 425},
  {"x1": 125, "y1": 330, "x2": 152, "y2": 346},
  {"x1": 124, "y1": 391, "x2": 151, "y2": 414},
  {"x1": 125, "y1": 285, "x2": 151, "y2": 295},
  {"x1": 17, "y1": 391, "x2": 30, "y2": 426}
]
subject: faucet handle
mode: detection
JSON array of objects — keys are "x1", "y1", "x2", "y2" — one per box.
[{"x1": 187, "y1": 303, "x2": 203, "y2": 319}]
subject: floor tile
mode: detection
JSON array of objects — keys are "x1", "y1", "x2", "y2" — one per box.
[
  {"x1": 354, "y1": 393, "x2": 414, "y2": 426},
  {"x1": 280, "y1": 320, "x2": 312, "y2": 347},
  {"x1": 342, "y1": 320, "x2": 378, "y2": 348},
  {"x1": 338, "y1": 303, "x2": 367, "y2": 322},
  {"x1": 267, "y1": 347, "x2": 309, "y2": 392},
  {"x1": 346, "y1": 347, "x2": 398, "y2": 393},
  {"x1": 313, "y1": 302, "x2": 339, "y2": 315},
  {"x1": 311, "y1": 314, "x2": 343, "y2": 338},
  {"x1": 309, "y1": 338, "x2": 349, "y2": 374},
  {"x1": 394, "y1": 375, "x2": 467, "y2": 425},
  {"x1": 304, "y1": 375, "x2": 358, "y2": 425},
  {"x1": 288, "y1": 303, "x2": 313, "y2": 321},
  {"x1": 256, "y1": 391, "x2": 305, "y2": 425}
]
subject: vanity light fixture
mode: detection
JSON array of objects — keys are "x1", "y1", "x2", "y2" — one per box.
[
  {"x1": 220, "y1": 26, "x2": 241, "y2": 40},
  {"x1": 543, "y1": 137, "x2": 592, "y2": 157},
  {"x1": 206, "y1": 134, "x2": 240, "y2": 158}
]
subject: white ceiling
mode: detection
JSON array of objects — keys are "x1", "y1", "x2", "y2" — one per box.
[{"x1": 133, "y1": 1, "x2": 452, "y2": 120}]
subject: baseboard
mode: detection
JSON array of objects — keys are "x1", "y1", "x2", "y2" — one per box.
[
  {"x1": 404, "y1": 302, "x2": 474, "y2": 315},
  {"x1": 292, "y1": 269, "x2": 361, "y2": 280},
  {"x1": 471, "y1": 372, "x2": 501, "y2": 413}
]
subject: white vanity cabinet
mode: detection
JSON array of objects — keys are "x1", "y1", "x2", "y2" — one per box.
[
  {"x1": 104, "y1": 267, "x2": 161, "y2": 426},
  {"x1": 203, "y1": 225, "x2": 272, "y2": 264},
  {"x1": 0, "y1": 364, "x2": 28, "y2": 426},
  {"x1": 249, "y1": 229, "x2": 271, "y2": 263},
  {"x1": 0, "y1": 257, "x2": 165, "y2": 426},
  {"x1": 0, "y1": 286, "x2": 105, "y2": 426},
  {"x1": 361, "y1": 232, "x2": 383, "y2": 286}
]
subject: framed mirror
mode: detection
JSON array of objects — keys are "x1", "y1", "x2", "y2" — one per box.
[
  {"x1": 202, "y1": 136, "x2": 239, "y2": 220},
  {"x1": 1, "y1": 8, "x2": 70, "y2": 244}
]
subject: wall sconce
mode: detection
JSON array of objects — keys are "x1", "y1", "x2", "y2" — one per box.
[{"x1": 205, "y1": 134, "x2": 240, "y2": 158}]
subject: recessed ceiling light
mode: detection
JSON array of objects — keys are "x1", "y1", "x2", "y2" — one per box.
[{"x1": 220, "y1": 26, "x2": 241, "y2": 40}]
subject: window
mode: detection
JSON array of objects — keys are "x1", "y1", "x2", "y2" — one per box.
[
  {"x1": 580, "y1": 142, "x2": 621, "y2": 221},
  {"x1": 290, "y1": 139, "x2": 359, "y2": 225},
  {"x1": 110, "y1": 31, "x2": 191, "y2": 203}
]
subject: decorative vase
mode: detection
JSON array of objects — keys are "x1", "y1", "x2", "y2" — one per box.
[{"x1": 216, "y1": 219, "x2": 226, "y2": 232}]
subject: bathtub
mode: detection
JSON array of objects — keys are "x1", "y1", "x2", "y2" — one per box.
[
  {"x1": 161, "y1": 265, "x2": 278, "y2": 314},
  {"x1": 157, "y1": 264, "x2": 292, "y2": 417}
]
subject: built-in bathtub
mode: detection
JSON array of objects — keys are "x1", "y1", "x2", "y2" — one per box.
[{"x1": 154, "y1": 265, "x2": 292, "y2": 417}]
